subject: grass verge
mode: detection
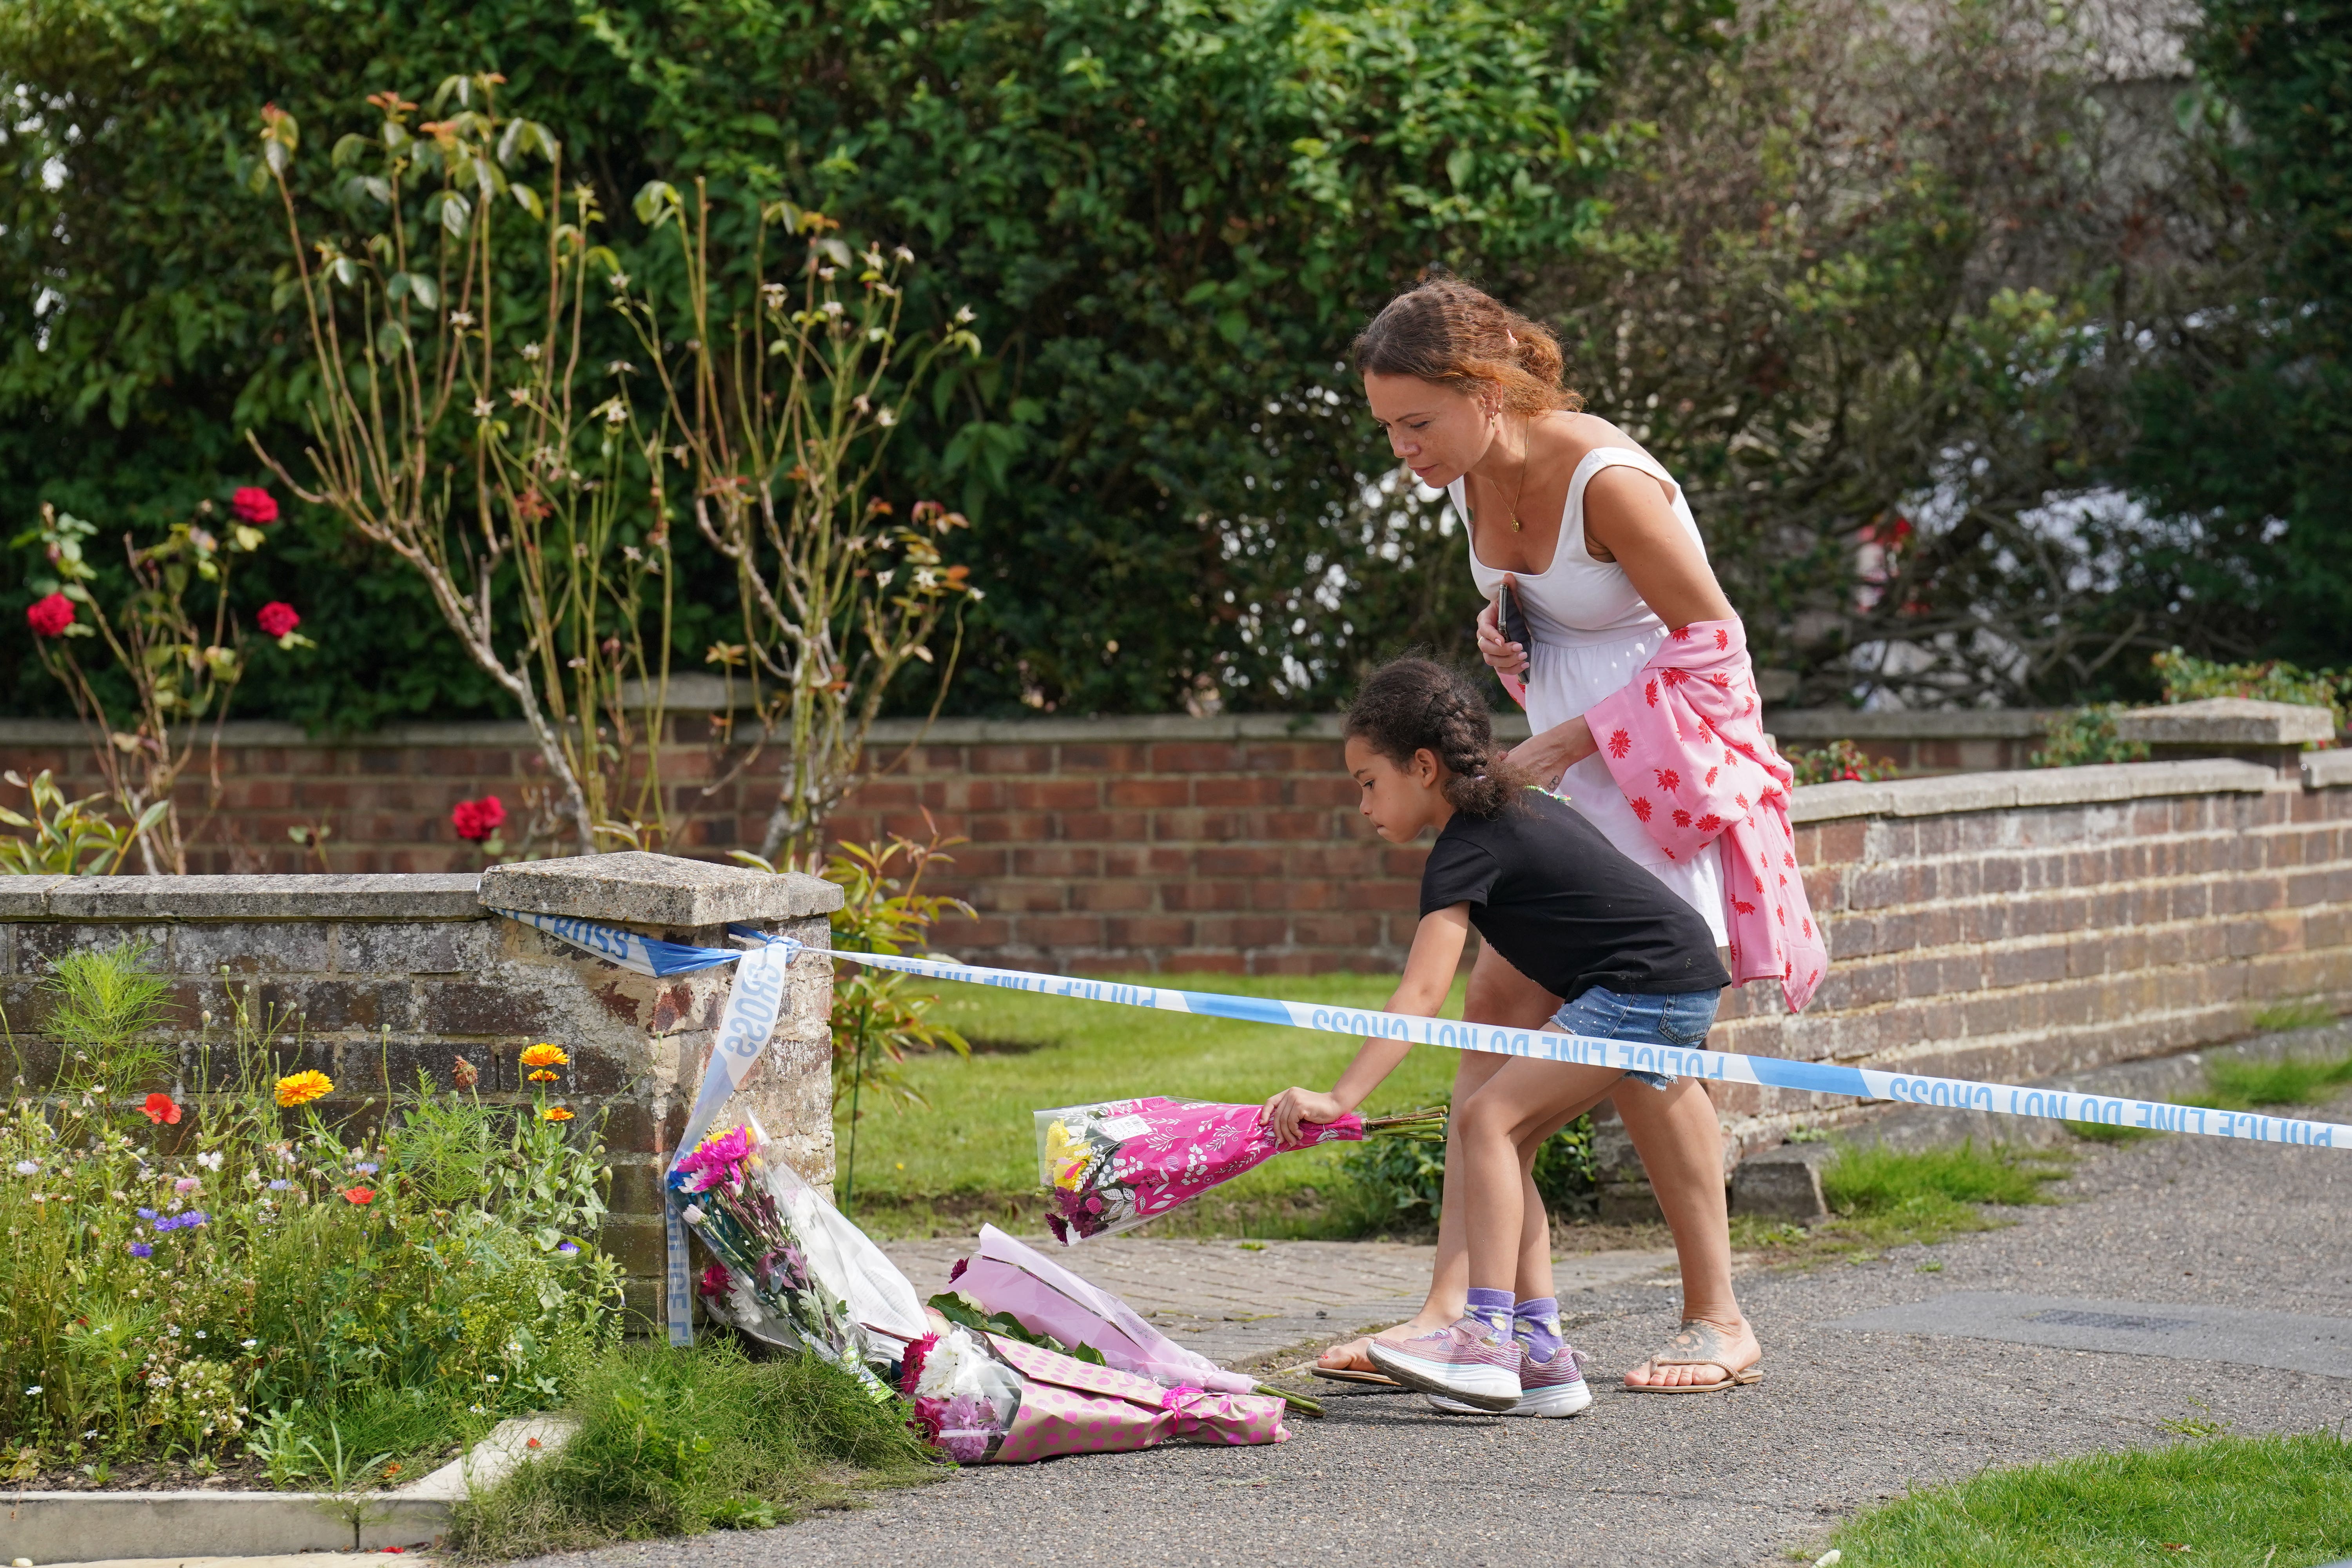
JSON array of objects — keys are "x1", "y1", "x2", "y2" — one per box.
[
  {"x1": 2189, "y1": 1046, "x2": 2352, "y2": 1112},
  {"x1": 445, "y1": 1342, "x2": 935, "y2": 1559},
  {"x1": 835, "y1": 971, "x2": 1467, "y2": 1239},
  {"x1": 1734, "y1": 1140, "x2": 2072, "y2": 1265},
  {"x1": 1822, "y1": 1431, "x2": 2352, "y2": 1566}
]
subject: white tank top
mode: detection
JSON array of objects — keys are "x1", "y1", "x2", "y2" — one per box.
[
  {"x1": 1450, "y1": 445, "x2": 1709, "y2": 647},
  {"x1": 1449, "y1": 443, "x2": 1728, "y2": 946}
]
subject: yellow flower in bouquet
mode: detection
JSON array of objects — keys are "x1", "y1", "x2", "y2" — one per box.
[
  {"x1": 274, "y1": 1070, "x2": 333, "y2": 1108},
  {"x1": 1042, "y1": 1119, "x2": 1090, "y2": 1191},
  {"x1": 520, "y1": 1043, "x2": 568, "y2": 1069}
]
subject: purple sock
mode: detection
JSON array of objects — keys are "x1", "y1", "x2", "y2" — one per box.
[
  {"x1": 1466, "y1": 1286, "x2": 1515, "y2": 1339},
  {"x1": 1514, "y1": 1296, "x2": 1563, "y2": 1360}
]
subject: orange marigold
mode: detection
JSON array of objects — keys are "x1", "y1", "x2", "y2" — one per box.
[
  {"x1": 519, "y1": 1043, "x2": 568, "y2": 1069},
  {"x1": 528, "y1": 1068, "x2": 559, "y2": 1083},
  {"x1": 541, "y1": 1106, "x2": 575, "y2": 1122},
  {"x1": 274, "y1": 1070, "x2": 333, "y2": 1108}
]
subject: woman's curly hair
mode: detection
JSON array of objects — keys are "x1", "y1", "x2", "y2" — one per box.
[{"x1": 1345, "y1": 657, "x2": 1535, "y2": 818}]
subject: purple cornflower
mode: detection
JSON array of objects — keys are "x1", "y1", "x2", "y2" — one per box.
[
  {"x1": 557, "y1": 1241, "x2": 580, "y2": 1256},
  {"x1": 136, "y1": 1207, "x2": 157, "y2": 1221},
  {"x1": 354, "y1": 1162, "x2": 379, "y2": 1175},
  {"x1": 268, "y1": 1179, "x2": 290, "y2": 1191},
  {"x1": 127, "y1": 1241, "x2": 153, "y2": 1258}
]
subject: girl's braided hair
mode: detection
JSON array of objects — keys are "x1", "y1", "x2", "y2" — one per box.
[{"x1": 1345, "y1": 657, "x2": 1536, "y2": 819}]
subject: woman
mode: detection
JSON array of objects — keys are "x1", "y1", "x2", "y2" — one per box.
[{"x1": 1316, "y1": 274, "x2": 1821, "y2": 1394}]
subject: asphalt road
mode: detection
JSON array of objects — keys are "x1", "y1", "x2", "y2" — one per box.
[{"x1": 510, "y1": 1085, "x2": 2352, "y2": 1568}]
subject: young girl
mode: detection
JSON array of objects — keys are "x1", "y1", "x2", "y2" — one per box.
[{"x1": 1261, "y1": 657, "x2": 1732, "y2": 1414}]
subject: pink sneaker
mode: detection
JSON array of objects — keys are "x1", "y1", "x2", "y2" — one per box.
[
  {"x1": 1368, "y1": 1317, "x2": 1522, "y2": 1412},
  {"x1": 1428, "y1": 1343, "x2": 1593, "y2": 1418}
]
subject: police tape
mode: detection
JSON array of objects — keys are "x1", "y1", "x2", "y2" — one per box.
[
  {"x1": 495, "y1": 909, "x2": 805, "y2": 1345},
  {"x1": 817, "y1": 946, "x2": 2350, "y2": 1152},
  {"x1": 495, "y1": 907, "x2": 2349, "y2": 1157}
]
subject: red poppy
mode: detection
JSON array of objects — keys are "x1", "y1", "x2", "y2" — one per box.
[
  {"x1": 142, "y1": 1093, "x2": 182, "y2": 1126},
  {"x1": 450, "y1": 795, "x2": 506, "y2": 843},
  {"x1": 256, "y1": 602, "x2": 300, "y2": 638},
  {"x1": 26, "y1": 593, "x2": 74, "y2": 637},
  {"x1": 342, "y1": 1186, "x2": 376, "y2": 1205},
  {"x1": 231, "y1": 487, "x2": 279, "y2": 525}
]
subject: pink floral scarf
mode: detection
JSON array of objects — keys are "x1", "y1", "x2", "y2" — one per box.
[{"x1": 1583, "y1": 618, "x2": 1826, "y2": 1011}]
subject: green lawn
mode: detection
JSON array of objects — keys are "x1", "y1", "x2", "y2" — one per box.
[
  {"x1": 1822, "y1": 1431, "x2": 2352, "y2": 1566},
  {"x1": 832, "y1": 971, "x2": 1467, "y2": 1238}
]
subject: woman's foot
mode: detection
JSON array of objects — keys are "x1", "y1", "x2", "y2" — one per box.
[
  {"x1": 1622, "y1": 1316, "x2": 1761, "y2": 1391},
  {"x1": 1317, "y1": 1316, "x2": 1453, "y2": 1374}
]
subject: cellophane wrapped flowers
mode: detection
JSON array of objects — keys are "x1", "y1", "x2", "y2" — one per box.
[{"x1": 1035, "y1": 1096, "x2": 1446, "y2": 1243}]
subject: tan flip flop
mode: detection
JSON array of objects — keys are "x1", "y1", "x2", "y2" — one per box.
[{"x1": 1622, "y1": 1319, "x2": 1763, "y2": 1395}]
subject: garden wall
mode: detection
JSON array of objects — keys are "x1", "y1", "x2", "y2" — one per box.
[
  {"x1": 5, "y1": 708, "x2": 2349, "y2": 1209},
  {"x1": 0, "y1": 852, "x2": 839, "y2": 1327}
]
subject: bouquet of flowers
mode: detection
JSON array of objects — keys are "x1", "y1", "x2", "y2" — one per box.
[
  {"x1": 1035, "y1": 1096, "x2": 1446, "y2": 1243},
  {"x1": 675, "y1": 1120, "x2": 1294, "y2": 1463},
  {"x1": 673, "y1": 1119, "x2": 926, "y2": 1396},
  {"x1": 949, "y1": 1223, "x2": 1322, "y2": 1416}
]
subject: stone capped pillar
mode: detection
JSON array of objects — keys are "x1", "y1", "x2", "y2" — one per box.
[{"x1": 477, "y1": 852, "x2": 841, "y2": 1317}]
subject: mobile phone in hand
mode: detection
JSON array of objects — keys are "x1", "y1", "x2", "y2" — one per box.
[
  {"x1": 1493, "y1": 580, "x2": 1530, "y2": 709},
  {"x1": 1499, "y1": 577, "x2": 1532, "y2": 653}
]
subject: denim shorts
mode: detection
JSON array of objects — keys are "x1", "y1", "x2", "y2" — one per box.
[{"x1": 1550, "y1": 984, "x2": 1724, "y2": 1091}]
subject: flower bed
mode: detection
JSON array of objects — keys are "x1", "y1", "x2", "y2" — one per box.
[{"x1": 0, "y1": 940, "x2": 621, "y2": 1489}]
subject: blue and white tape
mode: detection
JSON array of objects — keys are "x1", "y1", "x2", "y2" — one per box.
[
  {"x1": 494, "y1": 909, "x2": 805, "y2": 1345},
  {"x1": 501, "y1": 909, "x2": 2350, "y2": 1335},
  {"x1": 818, "y1": 947, "x2": 2350, "y2": 1152}
]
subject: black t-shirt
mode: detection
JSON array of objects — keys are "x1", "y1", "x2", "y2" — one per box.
[{"x1": 1418, "y1": 789, "x2": 1731, "y2": 1002}]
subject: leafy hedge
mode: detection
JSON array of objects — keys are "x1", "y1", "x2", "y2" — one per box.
[{"x1": 1, "y1": 0, "x2": 1696, "y2": 726}]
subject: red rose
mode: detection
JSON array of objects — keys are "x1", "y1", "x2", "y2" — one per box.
[
  {"x1": 25, "y1": 593, "x2": 74, "y2": 638},
  {"x1": 451, "y1": 795, "x2": 506, "y2": 843},
  {"x1": 231, "y1": 488, "x2": 279, "y2": 525},
  {"x1": 342, "y1": 1186, "x2": 375, "y2": 1205},
  {"x1": 142, "y1": 1093, "x2": 182, "y2": 1126},
  {"x1": 256, "y1": 602, "x2": 300, "y2": 638}
]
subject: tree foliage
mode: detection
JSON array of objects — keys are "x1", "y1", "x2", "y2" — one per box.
[
  {"x1": 2118, "y1": 0, "x2": 2352, "y2": 669},
  {"x1": 2, "y1": 0, "x2": 1690, "y2": 724}
]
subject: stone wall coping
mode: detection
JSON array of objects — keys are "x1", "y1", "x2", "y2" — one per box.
[
  {"x1": 0, "y1": 706, "x2": 2047, "y2": 750},
  {"x1": 1766, "y1": 708, "x2": 2056, "y2": 740},
  {"x1": 0, "y1": 873, "x2": 485, "y2": 920},
  {"x1": 2112, "y1": 696, "x2": 2337, "y2": 745},
  {"x1": 478, "y1": 850, "x2": 841, "y2": 926},
  {"x1": 1786, "y1": 757, "x2": 2280, "y2": 823},
  {"x1": 2302, "y1": 748, "x2": 2352, "y2": 790}
]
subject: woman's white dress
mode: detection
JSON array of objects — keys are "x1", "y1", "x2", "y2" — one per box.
[{"x1": 1451, "y1": 444, "x2": 1729, "y2": 944}]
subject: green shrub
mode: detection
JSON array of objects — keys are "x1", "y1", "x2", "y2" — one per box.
[
  {"x1": 1340, "y1": 1112, "x2": 1595, "y2": 1231},
  {"x1": 446, "y1": 1342, "x2": 937, "y2": 1559},
  {"x1": 0, "y1": 942, "x2": 622, "y2": 1472},
  {"x1": 1784, "y1": 740, "x2": 1900, "y2": 786},
  {"x1": 2154, "y1": 649, "x2": 2347, "y2": 733},
  {"x1": 2031, "y1": 704, "x2": 2151, "y2": 768}
]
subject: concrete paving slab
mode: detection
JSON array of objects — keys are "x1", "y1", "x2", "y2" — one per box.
[
  {"x1": 1825, "y1": 1290, "x2": 2352, "y2": 1376},
  {"x1": 882, "y1": 1235, "x2": 1677, "y2": 1368}
]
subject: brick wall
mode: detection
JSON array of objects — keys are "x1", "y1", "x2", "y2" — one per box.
[{"x1": 1701, "y1": 759, "x2": 2352, "y2": 1158}]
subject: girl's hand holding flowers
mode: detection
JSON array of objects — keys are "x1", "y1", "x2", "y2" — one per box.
[{"x1": 1259, "y1": 1086, "x2": 1348, "y2": 1149}]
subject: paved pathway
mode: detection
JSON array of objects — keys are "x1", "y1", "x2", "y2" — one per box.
[
  {"x1": 881, "y1": 1236, "x2": 1679, "y2": 1370},
  {"x1": 516, "y1": 1084, "x2": 2352, "y2": 1568}
]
